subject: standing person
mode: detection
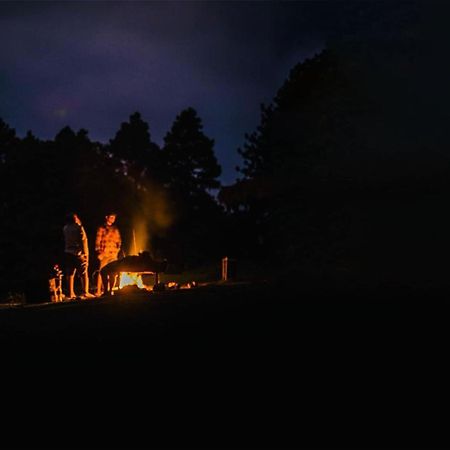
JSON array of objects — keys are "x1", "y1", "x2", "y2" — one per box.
[
  {"x1": 63, "y1": 212, "x2": 95, "y2": 300},
  {"x1": 95, "y1": 212, "x2": 122, "y2": 296}
]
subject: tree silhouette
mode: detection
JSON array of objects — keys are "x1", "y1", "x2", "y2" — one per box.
[
  {"x1": 160, "y1": 107, "x2": 224, "y2": 264},
  {"x1": 0, "y1": 118, "x2": 18, "y2": 163},
  {"x1": 163, "y1": 107, "x2": 221, "y2": 193},
  {"x1": 223, "y1": 6, "x2": 445, "y2": 288},
  {"x1": 228, "y1": 49, "x2": 355, "y2": 265},
  {"x1": 108, "y1": 112, "x2": 162, "y2": 182}
]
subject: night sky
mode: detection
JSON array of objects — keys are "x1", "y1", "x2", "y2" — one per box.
[{"x1": 0, "y1": 1, "x2": 373, "y2": 184}]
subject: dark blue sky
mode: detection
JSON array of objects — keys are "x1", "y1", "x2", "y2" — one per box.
[{"x1": 0, "y1": 1, "x2": 408, "y2": 184}]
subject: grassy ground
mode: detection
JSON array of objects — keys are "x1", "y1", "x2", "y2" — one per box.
[{"x1": 0, "y1": 279, "x2": 447, "y2": 448}]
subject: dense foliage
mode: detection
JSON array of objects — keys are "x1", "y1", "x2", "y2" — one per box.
[{"x1": 219, "y1": 7, "x2": 450, "y2": 289}]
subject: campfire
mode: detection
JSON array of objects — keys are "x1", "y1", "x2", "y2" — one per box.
[
  {"x1": 116, "y1": 271, "x2": 158, "y2": 292},
  {"x1": 101, "y1": 251, "x2": 167, "y2": 295},
  {"x1": 111, "y1": 227, "x2": 158, "y2": 292},
  {"x1": 118, "y1": 272, "x2": 147, "y2": 290}
]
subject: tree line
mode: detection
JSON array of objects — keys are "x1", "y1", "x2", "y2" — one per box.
[
  {"x1": 219, "y1": 7, "x2": 450, "y2": 291},
  {"x1": 0, "y1": 108, "x2": 227, "y2": 300}
]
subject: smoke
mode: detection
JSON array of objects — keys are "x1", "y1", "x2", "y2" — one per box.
[{"x1": 127, "y1": 180, "x2": 175, "y2": 256}]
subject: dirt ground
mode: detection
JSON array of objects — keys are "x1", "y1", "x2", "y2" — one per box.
[{"x1": 0, "y1": 281, "x2": 446, "y2": 449}]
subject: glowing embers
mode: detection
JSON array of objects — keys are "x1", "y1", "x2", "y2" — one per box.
[{"x1": 118, "y1": 272, "x2": 148, "y2": 290}]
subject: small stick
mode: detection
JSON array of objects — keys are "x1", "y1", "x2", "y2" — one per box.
[{"x1": 133, "y1": 228, "x2": 137, "y2": 255}]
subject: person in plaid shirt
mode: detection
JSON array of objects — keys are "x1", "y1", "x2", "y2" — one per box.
[{"x1": 95, "y1": 212, "x2": 122, "y2": 296}]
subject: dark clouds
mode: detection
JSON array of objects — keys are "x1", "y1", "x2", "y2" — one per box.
[
  {"x1": 1, "y1": 1, "x2": 420, "y2": 183},
  {"x1": 0, "y1": 1, "x2": 326, "y2": 183}
]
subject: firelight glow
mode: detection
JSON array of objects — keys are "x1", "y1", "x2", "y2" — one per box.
[
  {"x1": 118, "y1": 272, "x2": 146, "y2": 290},
  {"x1": 128, "y1": 222, "x2": 148, "y2": 256}
]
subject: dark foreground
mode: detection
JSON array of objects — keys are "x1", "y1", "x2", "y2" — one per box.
[{"x1": 0, "y1": 281, "x2": 447, "y2": 449}]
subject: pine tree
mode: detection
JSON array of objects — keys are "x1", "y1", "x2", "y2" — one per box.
[
  {"x1": 0, "y1": 118, "x2": 18, "y2": 163},
  {"x1": 161, "y1": 107, "x2": 223, "y2": 264},
  {"x1": 108, "y1": 112, "x2": 161, "y2": 182},
  {"x1": 163, "y1": 107, "x2": 221, "y2": 194},
  {"x1": 225, "y1": 3, "x2": 442, "y2": 286}
]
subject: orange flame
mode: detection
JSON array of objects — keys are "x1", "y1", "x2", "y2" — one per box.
[{"x1": 119, "y1": 272, "x2": 145, "y2": 289}]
